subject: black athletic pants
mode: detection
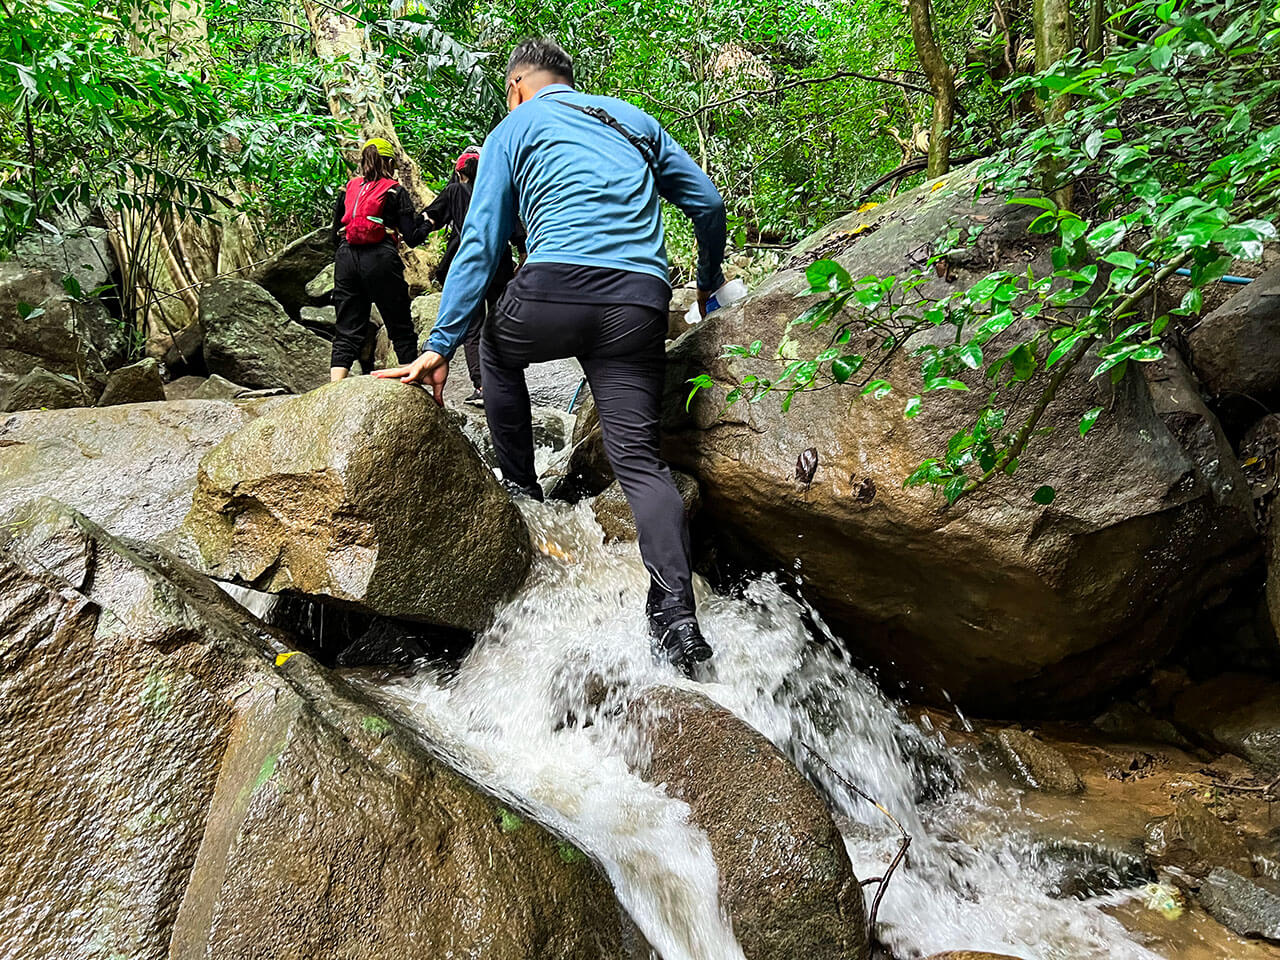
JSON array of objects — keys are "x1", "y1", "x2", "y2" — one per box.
[
  {"x1": 461, "y1": 302, "x2": 484, "y2": 389},
  {"x1": 332, "y1": 242, "x2": 418, "y2": 370},
  {"x1": 480, "y1": 290, "x2": 695, "y2": 623}
]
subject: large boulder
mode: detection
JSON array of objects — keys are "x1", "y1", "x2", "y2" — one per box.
[
  {"x1": 0, "y1": 500, "x2": 640, "y2": 960},
  {"x1": 1171, "y1": 673, "x2": 1280, "y2": 773},
  {"x1": 1144, "y1": 796, "x2": 1252, "y2": 881},
  {"x1": 249, "y1": 226, "x2": 333, "y2": 315},
  {"x1": 662, "y1": 167, "x2": 1257, "y2": 713},
  {"x1": 0, "y1": 262, "x2": 123, "y2": 384},
  {"x1": 14, "y1": 224, "x2": 115, "y2": 301},
  {"x1": 0, "y1": 397, "x2": 282, "y2": 548},
  {"x1": 629, "y1": 688, "x2": 868, "y2": 960},
  {"x1": 1185, "y1": 263, "x2": 1280, "y2": 400},
  {"x1": 185, "y1": 377, "x2": 532, "y2": 630},
  {"x1": 199, "y1": 277, "x2": 330, "y2": 393},
  {"x1": 0, "y1": 365, "x2": 94, "y2": 412},
  {"x1": 98, "y1": 357, "x2": 165, "y2": 406},
  {"x1": 593, "y1": 471, "x2": 701, "y2": 542}
]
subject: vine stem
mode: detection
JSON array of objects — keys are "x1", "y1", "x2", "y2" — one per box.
[{"x1": 962, "y1": 249, "x2": 1198, "y2": 498}]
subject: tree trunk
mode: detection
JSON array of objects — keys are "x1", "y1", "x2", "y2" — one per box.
[
  {"x1": 1086, "y1": 0, "x2": 1106, "y2": 59},
  {"x1": 1034, "y1": 0, "x2": 1075, "y2": 207},
  {"x1": 300, "y1": 0, "x2": 437, "y2": 292},
  {"x1": 126, "y1": 0, "x2": 208, "y2": 66},
  {"x1": 301, "y1": 0, "x2": 431, "y2": 209},
  {"x1": 907, "y1": 0, "x2": 956, "y2": 178}
]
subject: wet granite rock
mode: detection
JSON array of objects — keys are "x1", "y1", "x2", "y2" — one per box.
[
  {"x1": 592, "y1": 471, "x2": 702, "y2": 542},
  {"x1": 1172, "y1": 673, "x2": 1280, "y2": 774},
  {"x1": 989, "y1": 728, "x2": 1084, "y2": 793},
  {"x1": 185, "y1": 376, "x2": 532, "y2": 630},
  {"x1": 250, "y1": 226, "x2": 333, "y2": 314},
  {"x1": 199, "y1": 277, "x2": 330, "y2": 393},
  {"x1": 629, "y1": 687, "x2": 869, "y2": 960},
  {"x1": 1198, "y1": 867, "x2": 1280, "y2": 942},
  {"x1": 0, "y1": 499, "x2": 640, "y2": 960},
  {"x1": 98, "y1": 357, "x2": 165, "y2": 406},
  {"x1": 661, "y1": 165, "x2": 1257, "y2": 714},
  {"x1": 0, "y1": 365, "x2": 94, "y2": 412},
  {"x1": 1144, "y1": 796, "x2": 1252, "y2": 881},
  {"x1": 298, "y1": 304, "x2": 337, "y2": 334}
]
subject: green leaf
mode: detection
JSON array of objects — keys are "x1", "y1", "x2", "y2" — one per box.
[
  {"x1": 1102, "y1": 250, "x2": 1138, "y2": 270},
  {"x1": 1084, "y1": 130, "x2": 1104, "y2": 160},
  {"x1": 957, "y1": 343, "x2": 983, "y2": 369},
  {"x1": 1032, "y1": 485, "x2": 1057, "y2": 505},
  {"x1": 832, "y1": 354, "x2": 864, "y2": 384},
  {"x1": 943, "y1": 476, "x2": 967, "y2": 504},
  {"x1": 1059, "y1": 216, "x2": 1088, "y2": 245},
  {"x1": 1086, "y1": 220, "x2": 1127, "y2": 252},
  {"x1": 806, "y1": 260, "x2": 852, "y2": 293},
  {"x1": 903, "y1": 396, "x2": 922, "y2": 419},
  {"x1": 860, "y1": 379, "x2": 892, "y2": 400},
  {"x1": 1079, "y1": 405, "x2": 1103, "y2": 437},
  {"x1": 1150, "y1": 45, "x2": 1174, "y2": 71},
  {"x1": 924, "y1": 377, "x2": 970, "y2": 392}
]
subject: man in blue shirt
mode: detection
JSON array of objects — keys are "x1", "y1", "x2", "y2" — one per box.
[{"x1": 376, "y1": 38, "x2": 726, "y2": 676}]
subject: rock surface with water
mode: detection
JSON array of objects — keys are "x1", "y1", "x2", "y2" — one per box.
[
  {"x1": 0, "y1": 499, "x2": 640, "y2": 960},
  {"x1": 0, "y1": 397, "x2": 281, "y2": 548},
  {"x1": 185, "y1": 376, "x2": 532, "y2": 630},
  {"x1": 662, "y1": 166, "x2": 1256, "y2": 713},
  {"x1": 1144, "y1": 796, "x2": 1251, "y2": 881},
  {"x1": 199, "y1": 277, "x2": 331, "y2": 393},
  {"x1": 989, "y1": 728, "x2": 1084, "y2": 793},
  {"x1": 630, "y1": 687, "x2": 869, "y2": 960}
]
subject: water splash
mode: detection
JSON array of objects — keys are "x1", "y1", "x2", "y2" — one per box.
[{"x1": 361, "y1": 499, "x2": 1161, "y2": 960}]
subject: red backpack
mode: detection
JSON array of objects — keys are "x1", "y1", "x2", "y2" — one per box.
[{"x1": 341, "y1": 175, "x2": 398, "y2": 244}]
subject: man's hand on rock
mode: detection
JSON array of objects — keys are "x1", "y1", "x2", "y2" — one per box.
[{"x1": 374, "y1": 351, "x2": 449, "y2": 406}]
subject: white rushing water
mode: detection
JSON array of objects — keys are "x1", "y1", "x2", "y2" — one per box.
[{"x1": 363, "y1": 499, "x2": 1164, "y2": 960}]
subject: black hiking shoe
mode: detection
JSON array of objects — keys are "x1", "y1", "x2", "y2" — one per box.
[
  {"x1": 500, "y1": 477, "x2": 545, "y2": 502},
  {"x1": 650, "y1": 617, "x2": 713, "y2": 679},
  {"x1": 464, "y1": 388, "x2": 484, "y2": 407}
]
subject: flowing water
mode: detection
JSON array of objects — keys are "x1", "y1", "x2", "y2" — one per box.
[{"x1": 341, "y1": 498, "x2": 1176, "y2": 960}]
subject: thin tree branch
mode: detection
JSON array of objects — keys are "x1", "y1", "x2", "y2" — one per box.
[
  {"x1": 678, "y1": 69, "x2": 932, "y2": 121},
  {"x1": 803, "y1": 743, "x2": 911, "y2": 940}
]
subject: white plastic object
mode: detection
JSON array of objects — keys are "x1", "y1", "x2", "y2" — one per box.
[{"x1": 684, "y1": 278, "x2": 748, "y2": 325}]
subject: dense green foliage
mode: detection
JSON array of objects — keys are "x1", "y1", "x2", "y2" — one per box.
[{"x1": 694, "y1": 0, "x2": 1280, "y2": 504}]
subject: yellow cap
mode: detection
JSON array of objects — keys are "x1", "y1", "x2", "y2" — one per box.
[{"x1": 363, "y1": 138, "x2": 395, "y2": 158}]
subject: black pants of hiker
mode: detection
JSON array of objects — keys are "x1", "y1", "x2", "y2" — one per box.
[
  {"x1": 332, "y1": 242, "x2": 418, "y2": 370},
  {"x1": 480, "y1": 291, "x2": 695, "y2": 623},
  {"x1": 461, "y1": 301, "x2": 484, "y2": 389}
]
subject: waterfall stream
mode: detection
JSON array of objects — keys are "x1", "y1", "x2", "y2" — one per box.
[{"x1": 353, "y1": 499, "x2": 1166, "y2": 960}]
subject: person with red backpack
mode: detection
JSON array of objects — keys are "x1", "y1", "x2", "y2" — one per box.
[{"x1": 329, "y1": 138, "x2": 431, "y2": 381}]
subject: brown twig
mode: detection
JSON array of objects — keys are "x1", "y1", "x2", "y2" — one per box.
[{"x1": 803, "y1": 742, "x2": 911, "y2": 939}]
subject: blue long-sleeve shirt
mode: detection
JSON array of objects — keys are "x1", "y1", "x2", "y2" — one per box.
[{"x1": 426, "y1": 83, "x2": 727, "y2": 359}]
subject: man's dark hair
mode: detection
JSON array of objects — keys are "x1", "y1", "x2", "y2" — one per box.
[{"x1": 506, "y1": 38, "x2": 574, "y2": 85}]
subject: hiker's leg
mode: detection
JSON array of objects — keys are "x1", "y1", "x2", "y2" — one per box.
[
  {"x1": 369, "y1": 245, "x2": 419, "y2": 367},
  {"x1": 462, "y1": 302, "x2": 485, "y2": 390},
  {"x1": 331, "y1": 245, "x2": 371, "y2": 379},
  {"x1": 483, "y1": 291, "x2": 590, "y2": 495},
  {"x1": 579, "y1": 303, "x2": 694, "y2": 623}
]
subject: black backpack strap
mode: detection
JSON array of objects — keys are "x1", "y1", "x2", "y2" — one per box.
[{"x1": 551, "y1": 98, "x2": 660, "y2": 180}]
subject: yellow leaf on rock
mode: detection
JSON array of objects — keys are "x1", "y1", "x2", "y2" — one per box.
[
  {"x1": 275, "y1": 651, "x2": 299, "y2": 666},
  {"x1": 856, "y1": 201, "x2": 880, "y2": 212},
  {"x1": 931, "y1": 180, "x2": 948, "y2": 192}
]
